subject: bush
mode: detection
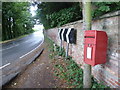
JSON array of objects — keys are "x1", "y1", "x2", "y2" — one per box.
[
  {"x1": 46, "y1": 4, "x2": 82, "y2": 29},
  {"x1": 38, "y1": 2, "x2": 120, "y2": 30},
  {"x1": 92, "y1": 2, "x2": 120, "y2": 17}
]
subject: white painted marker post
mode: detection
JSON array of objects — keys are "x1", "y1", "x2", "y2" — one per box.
[
  {"x1": 65, "y1": 28, "x2": 71, "y2": 58},
  {"x1": 66, "y1": 43, "x2": 69, "y2": 58},
  {"x1": 60, "y1": 40, "x2": 62, "y2": 51}
]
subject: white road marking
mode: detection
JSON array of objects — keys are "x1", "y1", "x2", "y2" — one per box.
[
  {"x1": 0, "y1": 44, "x2": 19, "y2": 51},
  {"x1": 0, "y1": 63, "x2": 10, "y2": 69},
  {"x1": 19, "y1": 41, "x2": 44, "y2": 59}
]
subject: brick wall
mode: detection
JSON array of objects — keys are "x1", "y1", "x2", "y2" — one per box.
[{"x1": 45, "y1": 10, "x2": 120, "y2": 88}]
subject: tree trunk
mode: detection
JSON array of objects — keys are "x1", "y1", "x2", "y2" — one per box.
[
  {"x1": 12, "y1": 17, "x2": 17, "y2": 38},
  {"x1": 82, "y1": 0, "x2": 92, "y2": 88},
  {"x1": 8, "y1": 17, "x2": 12, "y2": 39}
]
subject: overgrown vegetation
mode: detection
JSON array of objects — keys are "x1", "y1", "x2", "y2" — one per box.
[
  {"x1": 2, "y1": 2, "x2": 36, "y2": 41},
  {"x1": 36, "y1": 2, "x2": 80, "y2": 29},
  {"x1": 46, "y1": 5, "x2": 82, "y2": 28},
  {"x1": 37, "y1": 2, "x2": 120, "y2": 29},
  {"x1": 92, "y1": 2, "x2": 120, "y2": 17},
  {"x1": 45, "y1": 36, "x2": 109, "y2": 88}
]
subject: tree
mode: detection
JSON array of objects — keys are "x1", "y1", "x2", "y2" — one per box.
[{"x1": 2, "y1": 2, "x2": 35, "y2": 41}]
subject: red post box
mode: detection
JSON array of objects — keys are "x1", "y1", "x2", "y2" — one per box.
[{"x1": 84, "y1": 30, "x2": 108, "y2": 66}]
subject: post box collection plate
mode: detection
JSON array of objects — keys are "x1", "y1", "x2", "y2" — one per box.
[{"x1": 87, "y1": 47, "x2": 92, "y2": 59}]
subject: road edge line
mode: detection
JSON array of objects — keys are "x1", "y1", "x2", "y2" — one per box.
[
  {"x1": 19, "y1": 41, "x2": 44, "y2": 59},
  {"x1": 0, "y1": 63, "x2": 10, "y2": 69}
]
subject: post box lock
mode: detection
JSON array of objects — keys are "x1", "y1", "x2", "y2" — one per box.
[
  {"x1": 84, "y1": 30, "x2": 108, "y2": 66},
  {"x1": 88, "y1": 44, "x2": 91, "y2": 47}
]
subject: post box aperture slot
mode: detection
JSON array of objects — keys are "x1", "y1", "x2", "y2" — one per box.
[{"x1": 84, "y1": 36, "x2": 95, "y2": 38}]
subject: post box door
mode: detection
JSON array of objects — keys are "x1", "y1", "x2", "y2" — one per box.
[{"x1": 84, "y1": 44, "x2": 96, "y2": 66}]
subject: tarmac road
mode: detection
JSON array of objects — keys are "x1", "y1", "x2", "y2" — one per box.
[{"x1": 0, "y1": 30, "x2": 44, "y2": 69}]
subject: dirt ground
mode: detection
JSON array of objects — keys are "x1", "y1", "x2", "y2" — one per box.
[{"x1": 3, "y1": 41, "x2": 68, "y2": 88}]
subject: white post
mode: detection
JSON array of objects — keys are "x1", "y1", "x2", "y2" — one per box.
[
  {"x1": 60, "y1": 40, "x2": 63, "y2": 51},
  {"x1": 66, "y1": 43, "x2": 69, "y2": 58}
]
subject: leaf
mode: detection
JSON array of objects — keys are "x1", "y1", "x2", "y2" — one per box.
[{"x1": 99, "y1": 6, "x2": 110, "y2": 12}]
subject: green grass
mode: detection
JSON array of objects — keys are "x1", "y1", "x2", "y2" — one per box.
[{"x1": 45, "y1": 36, "x2": 110, "y2": 88}]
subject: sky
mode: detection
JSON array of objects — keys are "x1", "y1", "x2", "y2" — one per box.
[
  {"x1": 30, "y1": 5, "x2": 37, "y2": 17},
  {"x1": 30, "y1": 5, "x2": 44, "y2": 31},
  {"x1": 33, "y1": 24, "x2": 44, "y2": 31}
]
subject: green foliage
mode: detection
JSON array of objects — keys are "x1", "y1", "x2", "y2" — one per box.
[
  {"x1": 46, "y1": 6, "x2": 82, "y2": 28},
  {"x1": 50, "y1": 46, "x2": 83, "y2": 88},
  {"x1": 92, "y1": 2, "x2": 120, "y2": 17},
  {"x1": 46, "y1": 5, "x2": 82, "y2": 28},
  {"x1": 2, "y1": 2, "x2": 35, "y2": 41},
  {"x1": 45, "y1": 36, "x2": 110, "y2": 88},
  {"x1": 37, "y1": 2, "x2": 74, "y2": 14},
  {"x1": 36, "y1": 2, "x2": 81, "y2": 29},
  {"x1": 92, "y1": 78, "x2": 110, "y2": 88},
  {"x1": 37, "y1": 2, "x2": 120, "y2": 29}
]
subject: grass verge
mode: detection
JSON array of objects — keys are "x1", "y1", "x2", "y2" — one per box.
[{"x1": 45, "y1": 36, "x2": 109, "y2": 88}]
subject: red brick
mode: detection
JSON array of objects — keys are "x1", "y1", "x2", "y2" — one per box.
[{"x1": 114, "y1": 81, "x2": 120, "y2": 86}]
